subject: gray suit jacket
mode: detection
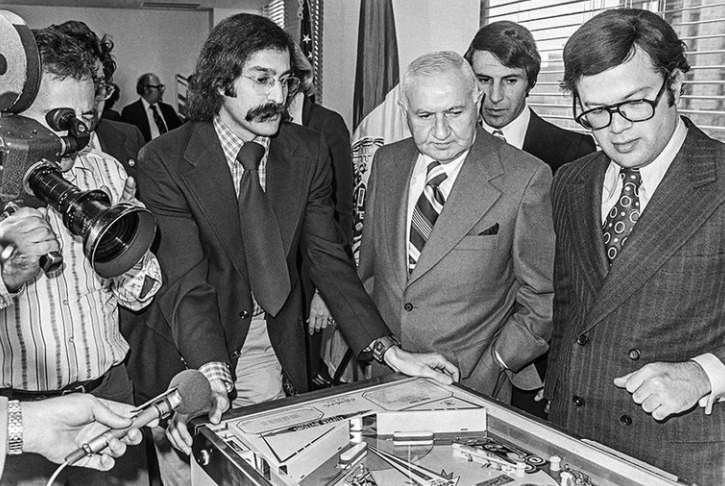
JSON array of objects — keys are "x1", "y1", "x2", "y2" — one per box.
[
  {"x1": 359, "y1": 127, "x2": 555, "y2": 399},
  {"x1": 546, "y1": 118, "x2": 725, "y2": 484}
]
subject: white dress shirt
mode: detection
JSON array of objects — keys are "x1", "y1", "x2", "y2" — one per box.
[{"x1": 481, "y1": 106, "x2": 531, "y2": 150}]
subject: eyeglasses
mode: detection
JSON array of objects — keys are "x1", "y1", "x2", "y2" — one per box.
[
  {"x1": 144, "y1": 84, "x2": 165, "y2": 92},
  {"x1": 244, "y1": 74, "x2": 301, "y2": 96},
  {"x1": 574, "y1": 77, "x2": 669, "y2": 130},
  {"x1": 95, "y1": 82, "x2": 117, "y2": 101}
]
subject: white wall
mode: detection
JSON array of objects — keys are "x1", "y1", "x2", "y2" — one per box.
[
  {"x1": 322, "y1": 0, "x2": 480, "y2": 129},
  {"x1": 2, "y1": 5, "x2": 221, "y2": 112}
]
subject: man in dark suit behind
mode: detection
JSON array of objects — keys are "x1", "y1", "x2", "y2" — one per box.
[
  {"x1": 547, "y1": 9, "x2": 725, "y2": 486},
  {"x1": 121, "y1": 73, "x2": 183, "y2": 143},
  {"x1": 464, "y1": 21, "x2": 596, "y2": 174},
  {"x1": 464, "y1": 20, "x2": 597, "y2": 418},
  {"x1": 126, "y1": 14, "x2": 457, "y2": 485}
]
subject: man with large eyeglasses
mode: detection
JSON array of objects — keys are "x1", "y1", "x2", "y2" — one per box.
[
  {"x1": 124, "y1": 13, "x2": 458, "y2": 486},
  {"x1": 121, "y1": 72, "x2": 183, "y2": 143},
  {"x1": 547, "y1": 9, "x2": 725, "y2": 486}
]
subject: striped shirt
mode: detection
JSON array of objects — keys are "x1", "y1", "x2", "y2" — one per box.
[{"x1": 0, "y1": 149, "x2": 162, "y2": 391}]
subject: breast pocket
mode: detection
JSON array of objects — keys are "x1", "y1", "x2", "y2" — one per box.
[{"x1": 455, "y1": 235, "x2": 498, "y2": 251}]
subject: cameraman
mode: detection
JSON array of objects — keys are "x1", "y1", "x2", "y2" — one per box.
[{"x1": 0, "y1": 28, "x2": 161, "y2": 486}]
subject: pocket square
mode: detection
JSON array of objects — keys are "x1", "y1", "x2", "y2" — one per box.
[{"x1": 479, "y1": 223, "x2": 499, "y2": 236}]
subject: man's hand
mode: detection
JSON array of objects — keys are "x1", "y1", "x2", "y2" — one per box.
[
  {"x1": 307, "y1": 291, "x2": 334, "y2": 335},
  {"x1": 100, "y1": 176, "x2": 139, "y2": 206},
  {"x1": 165, "y1": 378, "x2": 229, "y2": 455},
  {"x1": 383, "y1": 346, "x2": 460, "y2": 385},
  {"x1": 614, "y1": 361, "x2": 710, "y2": 421},
  {"x1": 0, "y1": 206, "x2": 59, "y2": 291},
  {"x1": 22, "y1": 394, "x2": 143, "y2": 471}
]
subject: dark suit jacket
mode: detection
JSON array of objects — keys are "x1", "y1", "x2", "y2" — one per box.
[
  {"x1": 125, "y1": 121, "x2": 390, "y2": 401},
  {"x1": 359, "y1": 128, "x2": 554, "y2": 401},
  {"x1": 121, "y1": 99, "x2": 183, "y2": 143},
  {"x1": 522, "y1": 110, "x2": 596, "y2": 174},
  {"x1": 302, "y1": 97, "x2": 354, "y2": 244},
  {"x1": 94, "y1": 119, "x2": 144, "y2": 180},
  {"x1": 546, "y1": 118, "x2": 725, "y2": 485}
]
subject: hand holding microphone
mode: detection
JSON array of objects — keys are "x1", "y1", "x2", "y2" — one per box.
[{"x1": 64, "y1": 369, "x2": 213, "y2": 466}]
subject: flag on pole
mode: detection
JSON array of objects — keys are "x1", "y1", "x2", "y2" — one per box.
[{"x1": 350, "y1": 0, "x2": 409, "y2": 263}]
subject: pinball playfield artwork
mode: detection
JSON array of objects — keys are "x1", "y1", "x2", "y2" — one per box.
[{"x1": 191, "y1": 375, "x2": 689, "y2": 486}]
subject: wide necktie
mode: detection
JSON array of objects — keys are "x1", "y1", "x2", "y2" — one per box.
[
  {"x1": 409, "y1": 161, "x2": 447, "y2": 274},
  {"x1": 237, "y1": 142, "x2": 291, "y2": 316},
  {"x1": 150, "y1": 104, "x2": 168, "y2": 134},
  {"x1": 602, "y1": 167, "x2": 641, "y2": 263},
  {"x1": 492, "y1": 130, "x2": 507, "y2": 143}
]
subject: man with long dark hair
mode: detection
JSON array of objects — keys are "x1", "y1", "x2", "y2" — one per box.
[
  {"x1": 126, "y1": 13, "x2": 458, "y2": 485},
  {"x1": 547, "y1": 9, "x2": 725, "y2": 485}
]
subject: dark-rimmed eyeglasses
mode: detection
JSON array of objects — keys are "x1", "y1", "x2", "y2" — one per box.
[
  {"x1": 244, "y1": 74, "x2": 301, "y2": 96},
  {"x1": 144, "y1": 84, "x2": 165, "y2": 92},
  {"x1": 95, "y1": 82, "x2": 117, "y2": 101},
  {"x1": 574, "y1": 77, "x2": 669, "y2": 130}
]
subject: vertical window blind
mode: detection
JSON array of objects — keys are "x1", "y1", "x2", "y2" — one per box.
[{"x1": 483, "y1": 0, "x2": 725, "y2": 141}]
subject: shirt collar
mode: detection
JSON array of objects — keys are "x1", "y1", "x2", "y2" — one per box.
[
  {"x1": 604, "y1": 116, "x2": 688, "y2": 200},
  {"x1": 481, "y1": 105, "x2": 530, "y2": 149},
  {"x1": 213, "y1": 116, "x2": 270, "y2": 166}
]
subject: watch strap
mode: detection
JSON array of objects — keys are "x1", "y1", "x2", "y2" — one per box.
[
  {"x1": 372, "y1": 335, "x2": 401, "y2": 364},
  {"x1": 7, "y1": 399, "x2": 23, "y2": 455}
]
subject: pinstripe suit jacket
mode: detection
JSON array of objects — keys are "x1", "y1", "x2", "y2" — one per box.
[{"x1": 546, "y1": 119, "x2": 725, "y2": 483}]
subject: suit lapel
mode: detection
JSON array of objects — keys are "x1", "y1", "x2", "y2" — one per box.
[
  {"x1": 584, "y1": 123, "x2": 724, "y2": 332},
  {"x1": 181, "y1": 123, "x2": 249, "y2": 283},
  {"x1": 266, "y1": 129, "x2": 304, "y2": 254},
  {"x1": 566, "y1": 154, "x2": 610, "y2": 294},
  {"x1": 408, "y1": 129, "x2": 502, "y2": 284},
  {"x1": 382, "y1": 142, "x2": 418, "y2": 289}
]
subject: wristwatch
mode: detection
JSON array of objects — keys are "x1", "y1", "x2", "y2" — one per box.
[
  {"x1": 7, "y1": 399, "x2": 23, "y2": 455},
  {"x1": 372, "y1": 335, "x2": 402, "y2": 364}
]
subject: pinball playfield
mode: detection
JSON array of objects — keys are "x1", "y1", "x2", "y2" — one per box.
[{"x1": 190, "y1": 375, "x2": 690, "y2": 486}]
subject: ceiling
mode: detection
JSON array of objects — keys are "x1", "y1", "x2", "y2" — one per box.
[{"x1": 1, "y1": 0, "x2": 267, "y2": 10}]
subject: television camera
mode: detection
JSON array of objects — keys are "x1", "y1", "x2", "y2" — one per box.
[{"x1": 0, "y1": 10, "x2": 155, "y2": 278}]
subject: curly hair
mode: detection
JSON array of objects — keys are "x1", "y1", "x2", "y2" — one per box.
[
  {"x1": 51, "y1": 20, "x2": 116, "y2": 82},
  {"x1": 32, "y1": 27, "x2": 95, "y2": 81}
]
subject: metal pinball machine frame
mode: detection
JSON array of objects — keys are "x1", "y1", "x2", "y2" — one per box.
[{"x1": 190, "y1": 374, "x2": 690, "y2": 486}]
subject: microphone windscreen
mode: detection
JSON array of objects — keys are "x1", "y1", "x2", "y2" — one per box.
[{"x1": 169, "y1": 369, "x2": 213, "y2": 416}]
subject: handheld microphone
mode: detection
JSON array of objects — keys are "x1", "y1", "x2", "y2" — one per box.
[{"x1": 64, "y1": 369, "x2": 212, "y2": 466}]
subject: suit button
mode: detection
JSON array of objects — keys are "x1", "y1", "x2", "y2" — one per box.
[
  {"x1": 628, "y1": 349, "x2": 641, "y2": 360},
  {"x1": 620, "y1": 414, "x2": 633, "y2": 426},
  {"x1": 404, "y1": 303, "x2": 413, "y2": 312},
  {"x1": 239, "y1": 310, "x2": 250, "y2": 319},
  {"x1": 128, "y1": 159, "x2": 136, "y2": 167},
  {"x1": 572, "y1": 395, "x2": 585, "y2": 407},
  {"x1": 576, "y1": 335, "x2": 589, "y2": 346},
  {"x1": 231, "y1": 349, "x2": 241, "y2": 358}
]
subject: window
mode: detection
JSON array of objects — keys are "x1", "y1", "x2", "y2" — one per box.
[
  {"x1": 484, "y1": 0, "x2": 725, "y2": 141},
  {"x1": 263, "y1": 0, "x2": 286, "y2": 28}
]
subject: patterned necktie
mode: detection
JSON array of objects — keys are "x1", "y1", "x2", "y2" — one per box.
[
  {"x1": 237, "y1": 142, "x2": 291, "y2": 316},
  {"x1": 150, "y1": 104, "x2": 168, "y2": 134},
  {"x1": 409, "y1": 161, "x2": 447, "y2": 274},
  {"x1": 603, "y1": 167, "x2": 642, "y2": 263},
  {"x1": 493, "y1": 130, "x2": 507, "y2": 143}
]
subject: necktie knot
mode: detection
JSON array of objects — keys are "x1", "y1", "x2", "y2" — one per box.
[
  {"x1": 425, "y1": 161, "x2": 447, "y2": 190},
  {"x1": 492, "y1": 130, "x2": 507, "y2": 142},
  {"x1": 237, "y1": 142, "x2": 265, "y2": 171},
  {"x1": 603, "y1": 166, "x2": 642, "y2": 263},
  {"x1": 620, "y1": 167, "x2": 642, "y2": 189}
]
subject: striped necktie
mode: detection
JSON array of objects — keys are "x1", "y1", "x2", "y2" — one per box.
[
  {"x1": 492, "y1": 129, "x2": 507, "y2": 143},
  {"x1": 409, "y1": 161, "x2": 447, "y2": 274}
]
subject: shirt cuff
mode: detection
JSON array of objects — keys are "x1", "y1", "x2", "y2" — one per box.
[
  {"x1": 692, "y1": 353, "x2": 725, "y2": 415},
  {"x1": 199, "y1": 361, "x2": 234, "y2": 393}
]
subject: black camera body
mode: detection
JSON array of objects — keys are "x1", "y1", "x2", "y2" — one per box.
[{"x1": 0, "y1": 10, "x2": 156, "y2": 278}]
